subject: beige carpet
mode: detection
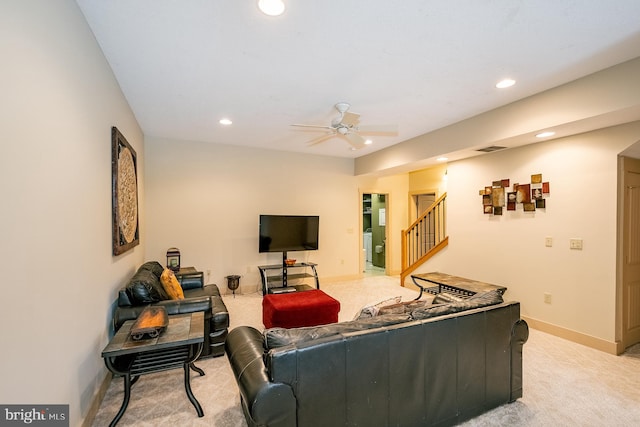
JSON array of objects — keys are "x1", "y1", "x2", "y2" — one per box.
[{"x1": 92, "y1": 276, "x2": 640, "y2": 426}]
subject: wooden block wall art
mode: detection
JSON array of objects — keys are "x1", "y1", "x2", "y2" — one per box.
[{"x1": 480, "y1": 173, "x2": 549, "y2": 216}]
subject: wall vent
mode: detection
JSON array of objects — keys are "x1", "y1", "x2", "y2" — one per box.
[{"x1": 476, "y1": 145, "x2": 507, "y2": 153}]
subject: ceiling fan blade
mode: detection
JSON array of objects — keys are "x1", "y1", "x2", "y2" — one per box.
[
  {"x1": 344, "y1": 132, "x2": 365, "y2": 149},
  {"x1": 355, "y1": 124, "x2": 398, "y2": 135},
  {"x1": 306, "y1": 133, "x2": 336, "y2": 146},
  {"x1": 291, "y1": 124, "x2": 334, "y2": 130},
  {"x1": 341, "y1": 111, "x2": 360, "y2": 126}
]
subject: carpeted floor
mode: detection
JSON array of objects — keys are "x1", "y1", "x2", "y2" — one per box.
[{"x1": 92, "y1": 276, "x2": 640, "y2": 426}]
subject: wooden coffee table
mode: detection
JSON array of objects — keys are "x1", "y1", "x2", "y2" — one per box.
[{"x1": 102, "y1": 312, "x2": 205, "y2": 426}]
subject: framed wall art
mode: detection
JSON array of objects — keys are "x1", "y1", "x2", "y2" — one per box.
[{"x1": 112, "y1": 127, "x2": 140, "y2": 255}]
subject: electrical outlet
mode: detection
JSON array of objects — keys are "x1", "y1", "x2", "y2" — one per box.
[
  {"x1": 544, "y1": 293, "x2": 552, "y2": 304},
  {"x1": 545, "y1": 237, "x2": 553, "y2": 247},
  {"x1": 569, "y1": 238, "x2": 583, "y2": 250}
]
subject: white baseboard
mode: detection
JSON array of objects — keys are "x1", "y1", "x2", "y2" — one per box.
[
  {"x1": 81, "y1": 371, "x2": 112, "y2": 427},
  {"x1": 522, "y1": 315, "x2": 621, "y2": 355}
]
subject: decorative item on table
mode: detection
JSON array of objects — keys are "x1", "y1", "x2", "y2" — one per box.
[
  {"x1": 284, "y1": 259, "x2": 296, "y2": 266},
  {"x1": 166, "y1": 247, "x2": 181, "y2": 272},
  {"x1": 130, "y1": 306, "x2": 168, "y2": 341}
]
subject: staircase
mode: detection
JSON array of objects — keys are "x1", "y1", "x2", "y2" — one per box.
[{"x1": 400, "y1": 192, "x2": 448, "y2": 286}]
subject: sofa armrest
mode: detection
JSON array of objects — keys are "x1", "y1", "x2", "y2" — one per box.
[
  {"x1": 117, "y1": 288, "x2": 134, "y2": 307},
  {"x1": 510, "y1": 318, "x2": 529, "y2": 401},
  {"x1": 226, "y1": 327, "x2": 296, "y2": 427}
]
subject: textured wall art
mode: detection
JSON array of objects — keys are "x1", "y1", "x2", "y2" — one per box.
[
  {"x1": 112, "y1": 126, "x2": 140, "y2": 255},
  {"x1": 479, "y1": 173, "x2": 549, "y2": 216}
]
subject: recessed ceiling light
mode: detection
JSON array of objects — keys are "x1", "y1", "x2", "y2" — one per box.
[
  {"x1": 536, "y1": 131, "x2": 555, "y2": 138},
  {"x1": 496, "y1": 79, "x2": 516, "y2": 89},
  {"x1": 437, "y1": 157, "x2": 448, "y2": 162},
  {"x1": 258, "y1": 0, "x2": 285, "y2": 16},
  {"x1": 364, "y1": 139, "x2": 373, "y2": 145},
  {"x1": 219, "y1": 118, "x2": 232, "y2": 126}
]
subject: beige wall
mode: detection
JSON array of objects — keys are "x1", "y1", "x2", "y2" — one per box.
[
  {"x1": 414, "y1": 121, "x2": 640, "y2": 347},
  {"x1": 0, "y1": 1, "x2": 144, "y2": 425},
  {"x1": 143, "y1": 137, "x2": 415, "y2": 286},
  {"x1": 144, "y1": 137, "x2": 360, "y2": 291}
]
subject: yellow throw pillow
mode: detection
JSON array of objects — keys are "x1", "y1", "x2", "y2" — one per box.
[{"x1": 160, "y1": 268, "x2": 185, "y2": 300}]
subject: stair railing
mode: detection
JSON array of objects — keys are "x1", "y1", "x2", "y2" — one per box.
[{"x1": 400, "y1": 192, "x2": 448, "y2": 286}]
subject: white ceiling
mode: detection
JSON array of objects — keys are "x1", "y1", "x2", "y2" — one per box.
[{"x1": 76, "y1": 0, "x2": 640, "y2": 160}]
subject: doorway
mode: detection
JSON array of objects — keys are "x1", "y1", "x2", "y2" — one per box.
[
  {"x1": 621, "y1": 156, "x2": 640, "y2": 350},
  {"x1": 363, "y1": 193, "x2": 387, "y2": 276}
]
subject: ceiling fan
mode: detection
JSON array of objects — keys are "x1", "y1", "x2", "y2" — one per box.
[{"x1": 291, "y1": 102, "x2": 398, "y2": 149}]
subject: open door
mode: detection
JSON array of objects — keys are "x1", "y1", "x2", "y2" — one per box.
[
  {"x1": 622, "y1": 156, "x2": 640, "y2": 350},
  {"x1": 362, "y1": 193, "x2": 388, "y2": 276}
]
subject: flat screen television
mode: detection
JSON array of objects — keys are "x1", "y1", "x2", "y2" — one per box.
[{"x1": 259, "y1": 215, "x2": 319, "y2": 253}]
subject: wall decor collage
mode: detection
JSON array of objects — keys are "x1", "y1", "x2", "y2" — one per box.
[{"x1": 480, "y1": 173, "x2": 549, "y2": 215}]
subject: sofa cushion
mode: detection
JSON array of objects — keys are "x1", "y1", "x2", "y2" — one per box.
[
  {"x1": 160, "y1": 268, "x2": 185, "y2": 300},
  {"x1": 353, "y1": 296, "x2": 402, "y2": 320},
  {"x1": 432, "y1": 292, "x2": 466, "y2": 304},
  {"x1": 264, "y1": 313, "x2": 411, "y2": 350},
  {"x1": 377, "y1": 299, "x2": 429, "y2": 315},
  {"x1": 411, "y1": 289, "x2": 504, "y2": 320},
  {"x1": 138, "y1": 261, "x2": 165, "y2": 278},
  {"x1": 125, "y1": 267, "x2": 169, "y2": 304},
  {"x1": 468, "y1": 289, "x2": 504, "y2": 304}
]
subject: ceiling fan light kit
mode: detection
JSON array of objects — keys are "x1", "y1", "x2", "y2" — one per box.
[
  {"x1": 291, "y1": 102, "x2": 398, "y2": 150},
  {"x1": 335, "y1": 102, "x2": 350, "y2": 114}
]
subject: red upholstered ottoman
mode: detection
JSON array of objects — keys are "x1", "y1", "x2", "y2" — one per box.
[{"x1": 262, "y1": 290, "x2": 340, "y2": 329}]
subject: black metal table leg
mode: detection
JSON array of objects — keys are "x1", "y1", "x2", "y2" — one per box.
[
  {"x1": 104, "y1": 357, "x2": 132, "y2": 427},
  {"x1": 184, "y1": 361, "x2": 204, "y2": 417},
  {"x1": 190, "y1": 363, "x2": 205, "y2": 377}
]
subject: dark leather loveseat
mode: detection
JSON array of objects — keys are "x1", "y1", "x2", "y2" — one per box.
[
  {"x1": 226, "y1": 291, "x2": 528, "y2": 426},
  {"x1": 113, "y1": 261, "x2": 229, "y2": 357}
]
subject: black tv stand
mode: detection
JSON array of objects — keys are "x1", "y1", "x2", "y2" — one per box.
[{"x1": 258, "y1": 253, "x2": 319, "y2": 295}]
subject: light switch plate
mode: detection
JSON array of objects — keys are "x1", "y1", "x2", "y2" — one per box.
[{"x1": 569, "y1": 238, "x2": 583, "y2": 250}]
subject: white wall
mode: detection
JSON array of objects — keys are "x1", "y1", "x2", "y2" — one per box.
[
  {"x1": 419, "y1": 121, "x2": 640, "y2": 344},
  {"x1": 0, "y1": 1, "x2": 144, "y2": 425},
  {"x1": 144, "y1": 137, "x2": 360, "y2": 292}
]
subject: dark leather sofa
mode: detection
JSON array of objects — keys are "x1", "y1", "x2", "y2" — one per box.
[
  {"x1": 113, "y1": 261, "x2": 229, "y2": 357},
  {"x1": 226, "y1": 293, "x2": 528, "y2": 427}
]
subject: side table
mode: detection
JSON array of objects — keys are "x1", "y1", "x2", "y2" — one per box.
[
  {"x1": 410, "y1": 272, "x2": 507, "y2": 300},
  {"x1": 102, "y1": 312, "x2": 205, "y2": 426}
]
